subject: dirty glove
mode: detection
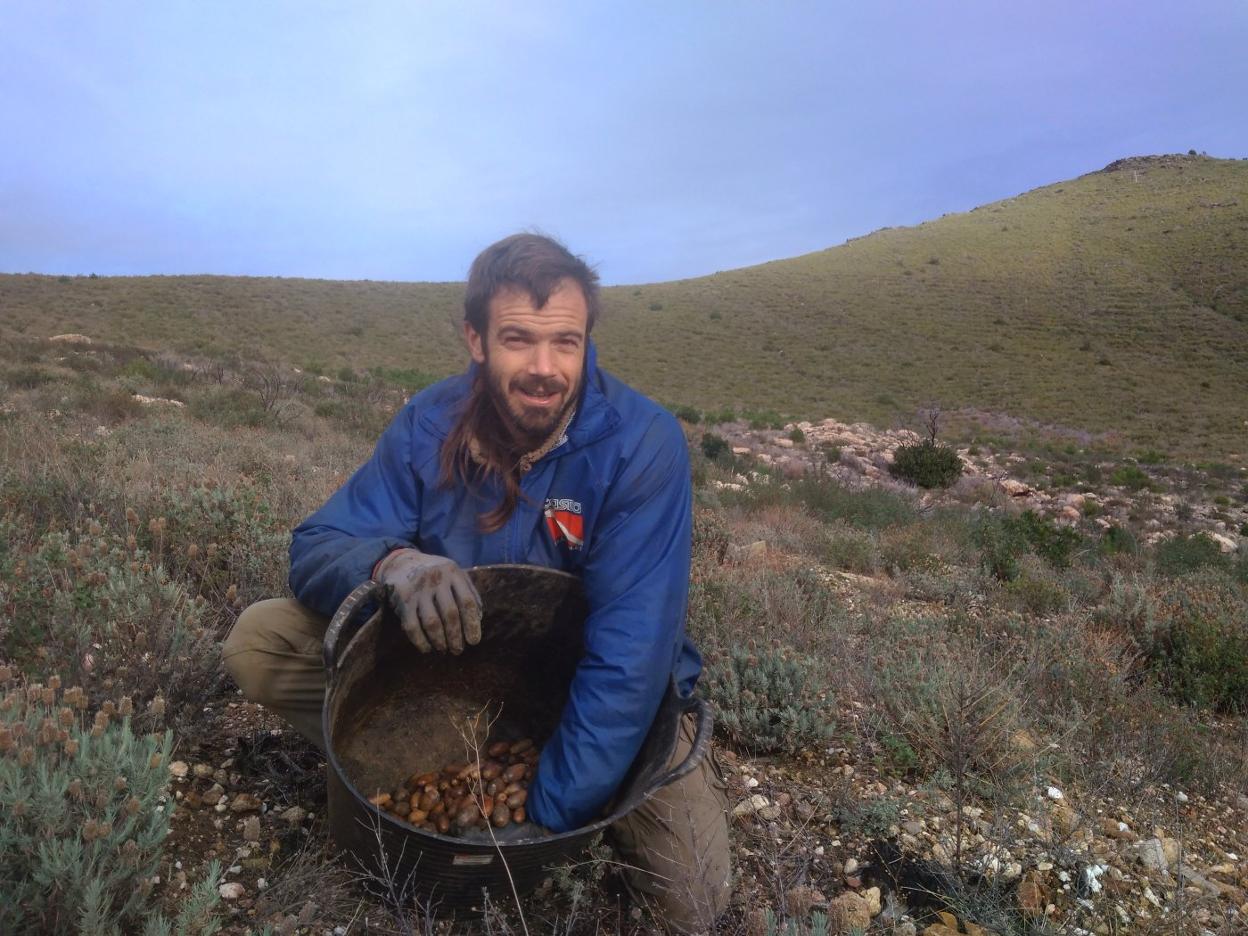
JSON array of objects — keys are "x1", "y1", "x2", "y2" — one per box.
[{"x1": 374, "y1": 549, "x2": 483, "y2": 654}]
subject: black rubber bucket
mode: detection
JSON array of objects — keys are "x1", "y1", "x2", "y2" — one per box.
[{"x1": 322, "y1": 564, "x2": 711, "y2": 911}]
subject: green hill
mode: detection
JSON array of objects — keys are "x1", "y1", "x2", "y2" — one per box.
[{"x1": 2, "y1": 153, "x2": 1245, "y2": 458}]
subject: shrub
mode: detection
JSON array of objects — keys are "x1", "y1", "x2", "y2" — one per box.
[
  {"x1": 1155, "y1": 533, "x2": 1228, "y2": 577},
  {"x1": 4, "y1": 366, "x2": 54, "y2": 390},
  {"x1": 1136, "y1": 574, "x2": 1248, "y2": 713},
  {"x1": 700, "y1": 433, "x2": 730, "y2": 463},
  {"x1": 669, "y1": 404, "x2": 701, "y2": 425},
  {"x1": 687, "y1": 564, "x2": 843, "y2": 658},
  {"x1": 973, "y1": 510, "x2": 1082, "y2": 581},
  {"x1": 0, "y1": 520, "x2": 233, "y2": 743},
  {"x1": 745, "y1": 410, "x2": 785, "y2": 430},
  {"x1": 729, "y1": 476, "x2": 915, "y2": 531},
  {"x1": 889, "y1": 441, "x2": 963, "y2": 489},
  {"x1": 701, "y1": 644, "x2": 835, "y2": 755},
  {"x1": 1099, "y1": 525, "x2": 1138, "y2": 555},
  {"x1": 787, "y1": 427, "x2": 805, "y2": 445},
  {"x1": 0, "y1": 668, "x2": 225, "y2": 934},
  {"x1": 188, "y1": 387, "x2": 271, "y2": 429},
  {"x1": 1109, "y1": 464, "x2": 1152, "y2": 491},
  {"x1": 1003, "y1": 555, "x2": 1072, "y2": 616},
  {"x1": 648, "y1": 301, "x2": 663, "y2": 311},
  {"x1": 819, "y1": 442, "x2": 841, "y2": 463},
  {"x1": 818, "y1": 522, "x2": 880, "y2": 574},
  {"x1": 691, "y1": 507, "x2": 730, "y2": 567}
]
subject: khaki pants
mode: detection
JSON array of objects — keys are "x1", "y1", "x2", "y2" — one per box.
[{"x1": 223, "y1": 598, "x2": 732, "y2": 933}]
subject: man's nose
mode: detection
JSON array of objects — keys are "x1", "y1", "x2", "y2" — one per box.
[{"x1": 529, "y1": 342, "x2": 556, "y2": 376}]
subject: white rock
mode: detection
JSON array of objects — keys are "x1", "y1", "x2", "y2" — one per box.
[
  {"x1": 169, "y1": 761, "x2": 190, "y2": 779},
  {"x1": 1046, "y1": 786, "x2": 1064, "y2": 800},
  {"x1": 1208, "y1": 533, "x2": 1238, "y2": 554},
  {"x1": 843, "y1": 857, "x2": 859, "y2": 875},
  {"x1": 1176, "y1": 791, "x2": 1189, "y2": 803},
  {"x1": 746, "y1": 777, "x2": 760, "y2": 789},
  {"x1": 218, "y1": 882, "x2": 246, "y2": 900}
]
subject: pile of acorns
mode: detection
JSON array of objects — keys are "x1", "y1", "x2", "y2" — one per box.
[{"x1": 368, "y1": 737, "x2": 538, "y2": 836}]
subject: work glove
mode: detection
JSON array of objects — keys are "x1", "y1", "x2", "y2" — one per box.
[{"x1": 374, "y1": 549, "x2": 483, "y2": 654}]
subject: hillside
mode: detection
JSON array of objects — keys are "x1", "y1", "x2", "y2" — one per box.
[{"x1": 2, "y1": 153, "x2": 1246, "y2": 458}]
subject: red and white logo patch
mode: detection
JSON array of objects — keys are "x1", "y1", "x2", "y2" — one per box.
[{"x1": 544, "y1": 497, "x2": 583, "y2": 550}]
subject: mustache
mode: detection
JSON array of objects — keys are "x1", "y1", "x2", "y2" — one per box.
[{"x1": 512, "y1": 377, "x2": 568, "y2": 395}]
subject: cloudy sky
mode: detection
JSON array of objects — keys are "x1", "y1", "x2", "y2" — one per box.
[{"x1": 2, "y1": 2, "x2": 1245, "y2": 284}]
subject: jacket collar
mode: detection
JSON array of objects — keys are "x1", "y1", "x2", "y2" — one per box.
[{"x1": 419, "y1": 338, "x2": 620, "y2": 456}]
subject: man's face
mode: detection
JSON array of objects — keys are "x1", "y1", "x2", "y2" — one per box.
[{"x1": 465, "y1": 278, "x2": 589, "y2": 449}]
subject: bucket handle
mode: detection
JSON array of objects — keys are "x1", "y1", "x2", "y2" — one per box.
[
  {"x1": 323, "y1": 580, "x2": 385, "y2": 676},
  {"x1": 644, "y1": 695, "x2": 714, "y2": 795}
]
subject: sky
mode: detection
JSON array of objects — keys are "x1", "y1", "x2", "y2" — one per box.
[{"x1": 2, "y1": 2, "x2": 1246, "y2": 285}]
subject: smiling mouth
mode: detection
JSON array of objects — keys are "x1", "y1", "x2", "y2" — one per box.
[{"x1": 516, "y1": 386, "x2": 562, "y2": 406}]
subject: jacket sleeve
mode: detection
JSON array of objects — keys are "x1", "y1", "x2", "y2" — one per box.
[
  {"x1": 288, "y1": 404, "x2": 423, "y2": 619},
  {"x1": 526, "y1": 413, "x2": 692, "y2": 832}
]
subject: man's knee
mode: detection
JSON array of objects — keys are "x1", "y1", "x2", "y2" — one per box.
[{"x1": 222, "y1": 598, "x2": 326, "y2": 705}]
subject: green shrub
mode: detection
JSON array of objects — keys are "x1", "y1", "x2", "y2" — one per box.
[
  {"x1": 745, "y1": 410, "x2": 785, "y2": 430},
  {"x1": 787, "y1": 427, "x2": 805, "y2": 444},
  {"x1": 1099, "y1": 525, "x2": 1138, "y2": 555},
  {"x1": 367, "y1": 365, "x2": 437, "y2": 392},
  {"x1": 1136, "y1": 574, "x2": 1248, "y2": 713},
  {"x1": 4, "y1": 366, "x2": 54, "y2": 390},
  {"x1": 973, "y1": 510, "x2": 1083, "y2": 581},
  {"x1": 691, "y1": 507, "x2": 730, "y2": 567},
  {"x1": 1004, "y1": 555, "x2": 1072, "y2": 615},
  {"x1": 700, "y1": 433, "x2": 731, "y2": 463},
  {"x1": 669, "y1": 404, "x2": 701, "y2": 424},
  {"x1": 888, "y1": 441, "x2": 963, "y2": 489},
  {"x1": 705, "y1": 407, "x2": 736, "y2": 425},
  {"x1": 758, "y1": 909, "x2": 830, "y2": 936},
  {"x1": 1110, "y1": 464, "x2": 1152, "y2": 491},
  {"x1": 188, "y1": 387, "x2": 270, "y2": 429},
  {"x1": 702, "y1": 644, "x2": 835, "y2": 754},
  {"x1": 0, "y1": 669, "x2": 225, "y2": 934},
  {"x1": 648, "y1": 301, "x2": 663, "y2": 311},
  {"x1": 728, "y1": 476, "x2": 915, "y2": 531},
  {"x1": 0, "y1": 520, "x2": 233, "y2": 742},
  {"x1": 819, "y1": 522, "x2": 880, "y2": 574},
  {"x1": 819, "y1": 442, "x2": 841, "y2": 463},
  {"x1": 1155, "y1": 533, "x2": 1228, "y2": 576}
]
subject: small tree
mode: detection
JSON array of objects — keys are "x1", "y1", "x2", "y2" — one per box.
[{"x1": 889, "y1": 408, "x2": 963, "y2": 489}]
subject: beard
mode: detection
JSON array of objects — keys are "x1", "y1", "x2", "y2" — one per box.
[{"x1": 482, "y1": 355, "x2": 579, "y2": 452}]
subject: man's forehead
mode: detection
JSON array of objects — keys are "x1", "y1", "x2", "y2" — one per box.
[{"x1": 489, "y1": 281, "x2": 588, "y2": 333}]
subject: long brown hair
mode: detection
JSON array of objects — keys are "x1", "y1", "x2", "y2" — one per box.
[{"x1": 440, "y1": 233, "x2": 600, "y2": 532}]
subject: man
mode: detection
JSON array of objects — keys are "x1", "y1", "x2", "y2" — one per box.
[{"x1": 224, "y1": 233, "x2": 730, "y2": 932}]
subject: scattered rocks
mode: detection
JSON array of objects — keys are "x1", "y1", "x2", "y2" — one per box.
[
  {"x1": 169, "y1": 760, "x2": 189, "y2": 779},
  {"x1": 218, "y1": 882, "x2": 246, "y2": 900}
]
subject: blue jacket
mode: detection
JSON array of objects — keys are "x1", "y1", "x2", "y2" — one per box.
[{"x1": 288, "y1": 340, "x2": 700, "y2": 832}]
